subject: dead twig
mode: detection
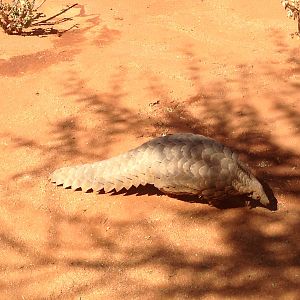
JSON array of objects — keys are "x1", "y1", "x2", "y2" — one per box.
[
  {"x1": 32, "y1": 3, "x2": 78, "y2": 25},
  {"x1": 0, "y1": 1, "x2": 78, "y2": 35},
  {"x1": 57, "y1": 23, "x2": 79, "y2": 37},
  {"x1": 35, "y1": 0, "x2": 46, "y2": 10}
]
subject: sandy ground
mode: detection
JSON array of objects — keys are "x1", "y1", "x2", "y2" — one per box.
[{"x1": 0, "y1": 1, "x2": 299, "y2": 299}]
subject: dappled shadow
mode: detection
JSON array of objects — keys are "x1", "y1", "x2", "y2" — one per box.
[
  {"x1": 16, "y1": 24, "x2": 81, "y2": 37},
  {"x1": 146, "y1": 43, "x2": 300, "y2": 200},
  {"x1": 0, "y1": 8, "x2": 102, "y2": 77},
  {"x1": 93, "y1": 25, "x2": 121, "y2": 47},
  {"x1": 1, "y1": 32, "x2": 300, "y2": 299},
  {"x1": 0, "y1": 48, "x2": 79, "y2": 76},
  {"x1": 0, "y1": 199, "x2": 298, "y2": 298},
  {"x1": 16, "y1": 27, "x2": 59, "y2": 36},
  {"x1": 274, "y1": 100, "x2": 300, "y2": 134}
]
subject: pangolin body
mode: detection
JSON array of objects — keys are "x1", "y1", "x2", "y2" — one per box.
[{"x1": 50, "y1": 133, "x2": 269, "y2": 206}]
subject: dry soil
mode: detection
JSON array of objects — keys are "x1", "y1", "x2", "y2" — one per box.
[{"x1": 0, "y1": 1, "x2": 299, "y2": 299}]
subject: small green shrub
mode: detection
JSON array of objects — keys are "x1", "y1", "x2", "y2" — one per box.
[
  {"x1": 0, "y1": 1, "x2": 77, "y2": 35},
  {"x1": 0, "y1": 0, "x2": 44, "y2": 34}
]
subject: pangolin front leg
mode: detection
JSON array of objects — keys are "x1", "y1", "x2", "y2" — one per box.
[{"x1": 50, "y1": 133, "x2": 270, "y2": 206}]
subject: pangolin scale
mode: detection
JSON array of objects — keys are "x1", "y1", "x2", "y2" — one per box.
[{"x1": 50, "y1": 133, "x2": 269, "y2": 206}]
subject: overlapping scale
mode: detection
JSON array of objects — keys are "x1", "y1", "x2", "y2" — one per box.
[{"x1": 50, "y1": 133, "x2": 269, "y2": 205}]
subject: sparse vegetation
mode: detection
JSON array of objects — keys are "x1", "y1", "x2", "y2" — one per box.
[
  {"x1": 281, "y1": 0, "x2": 300, "y2": 36},
  {"x1": 0, "y1": 0, "x2": 77, "y2": 35},
  {"x1": 0, "y1": 0, "x2": 43, "y2": 34}
]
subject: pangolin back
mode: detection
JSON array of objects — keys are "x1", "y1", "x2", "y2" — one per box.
[{"x1": 50, "y1": 133, "x2": 269, "y2": 206}]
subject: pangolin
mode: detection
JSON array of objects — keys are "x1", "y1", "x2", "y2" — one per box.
[{"x1": 50, "y1": 133, "x2": 269, "y2": 206}]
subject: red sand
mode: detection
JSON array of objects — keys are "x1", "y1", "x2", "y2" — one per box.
[{"x1": 0, "y1": 1, "x2": 299, "y2": 299}]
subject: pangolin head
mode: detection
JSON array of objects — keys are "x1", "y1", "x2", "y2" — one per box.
[{"x1": 250, "y1": 179, "x2": 269, "y2": 206}]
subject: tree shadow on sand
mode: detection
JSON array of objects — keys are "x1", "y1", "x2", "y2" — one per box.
[{"x1": 1, "y1": 35, "x2": 300, "y2": 299}]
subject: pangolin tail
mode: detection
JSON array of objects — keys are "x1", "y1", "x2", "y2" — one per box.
[{"x1": 50, "y1": 150, "x2": 143, "y2": 193}]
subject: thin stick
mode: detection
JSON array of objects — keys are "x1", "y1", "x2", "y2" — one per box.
[
  {"x1": 32, "y1": 3, "x2": 78, "y2": 25},
  {"x1": 35, "y1": 0, "x2": 47, "y2": 11},
  {"x1": 57, "y1": 23, "x2": 78, "y2": 36}
]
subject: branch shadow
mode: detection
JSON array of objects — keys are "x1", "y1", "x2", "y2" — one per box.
[
  {"x1": 1, "y1": 32, "x2": 300, "y2": 299},
  {"x1": 14, "y1": 27, "x2": 59, "y2": 36}
]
